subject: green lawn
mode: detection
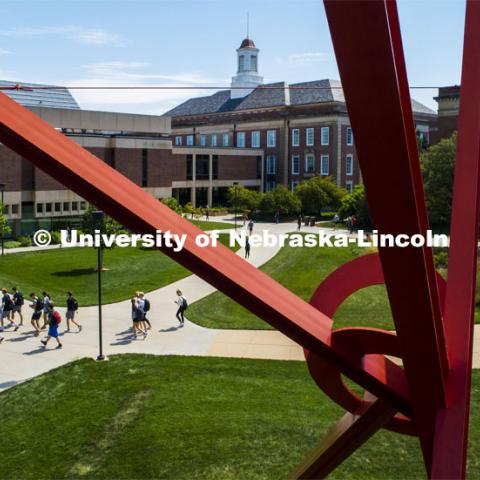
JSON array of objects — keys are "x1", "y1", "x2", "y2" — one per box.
[
  {"x1": 188, "y1": 244, "x2": 395, "y2": 330},
  {"x1": 0, "y1": 355, "x2": 478, "y2": 480},
  {"x1": 0, "y1": 234, "x2": 236, "y2": 307},
  {"x1": 190, "y1": 219, "x2": 233, "y2": 230}
]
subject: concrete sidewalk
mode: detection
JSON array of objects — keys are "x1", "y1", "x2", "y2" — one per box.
[{"x1": 1, "y1": 219, "x2": 479, "y2": 392}]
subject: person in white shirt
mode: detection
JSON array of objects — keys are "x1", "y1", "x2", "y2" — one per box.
[{"x1": 174, "y1": 290, "x2": 187, "y2": 326}]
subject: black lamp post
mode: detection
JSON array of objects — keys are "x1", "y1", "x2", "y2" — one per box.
[
  {"x1": 233, "y1": 181, "x2": 239, "y2": 230},
  {"x1": 92, "y1": 210, "x2": 105, "y2": 361},
  {"x1": 0, "y1": 183, "x2": 5, "y2": 256}
]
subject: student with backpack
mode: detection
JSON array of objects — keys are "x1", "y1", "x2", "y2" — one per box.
[
  {"x1": 29, "y1": 293, "x2": 44, "y2": 336},
  {"x1": 41, "y1": 303, "x2": 63, "y2": 349},
  {"x1": 138, "y1": 292, "x2": 151, "y2": 330},
  {"x1": 131, "y1": 293, "x2": 147, "y2": 338},
  {"x1": 41, "y1": 291, "x2": 51, "y2": 329},
  {"x1": 12, "y1": 287, "x2": 24, "y2": 327},
  {"x1": 1, "y1": 288, "x2": 18, "y2": 331},
  {"x1": 174, "y1": 289, "x2": 188, "y2": 326},
  {"x1": 66, "y1": 291, "x2": 81, "y2": 332}
]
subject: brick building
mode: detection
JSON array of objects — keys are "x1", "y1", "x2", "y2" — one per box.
[
  {"x1": 166, "y1": 37, "x2": 437, "y2": 194},
  {"x1": 433, "y1": 85, "x2": 460, "y2": 143}
]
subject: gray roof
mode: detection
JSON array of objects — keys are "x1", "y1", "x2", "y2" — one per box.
[
  {"x1": 165, "y1": 78, "x2": 435, "y2": 117},
  {"x1": 0, "y1": 80, "x2": 79, "y2": 109}
]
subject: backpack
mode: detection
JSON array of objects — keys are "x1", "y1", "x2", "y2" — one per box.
[
  {"x1": 143, "y1": 298, "x2": 150, "y2": 312},
  {"x1": 3, "y1": 295, "x2": 13, "y2": 309},
  {"x1": 16, "y1": 292, "x2": 24, "y2": 306},
  {"x1": 52, "y1": 310, "x2": 62, "y2": 324},
  {"x1": 182, "y1": 297, "x2": 188, "y2": 310},
  {"x1": 73, "y1": 299, "x2": 79, "y2": 311}
]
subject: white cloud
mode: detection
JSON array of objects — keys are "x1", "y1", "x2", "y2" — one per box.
[
  {"x1": 0, "y1": 48, "x2": 11, "y2": 55},
  {"x1": 2, "y1": 26, "x2": 122, "y2": 46},
  {"x1": 276, "y1": 52, "x2": 331, "y2": 66}
]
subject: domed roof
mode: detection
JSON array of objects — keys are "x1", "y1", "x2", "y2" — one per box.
[{"x1": 239, "y1": 37, "x2": 256, "y2": 49}]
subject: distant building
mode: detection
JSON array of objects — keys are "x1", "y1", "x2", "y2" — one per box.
[
  {"x1": 433, "y1": 85, "x2": 460, "y2": 142},
  {"x1": 166, "y1": 36, "x2": 437, "y2": 194}
]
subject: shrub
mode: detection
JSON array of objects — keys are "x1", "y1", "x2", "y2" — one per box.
[
  {"x1": 295, "y1": 176, "x2": 346, "y2": 215},
  {"x1": 259, "y1": 185, "x2": 301, "y2": 215},
  {"x1": 161, "y1": 197, "x2": 182, "y2": 214},
  {"x1": 4, "y1": 241, "x2": 21, "y2": 249},
  {"x1": 16, "y1": 235, "x2": 32, "y2": 247},
  {"x1": 50, "y1": 231, "x2": 62, "y2": 244}
]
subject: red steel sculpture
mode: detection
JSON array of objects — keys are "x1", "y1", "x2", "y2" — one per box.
[{"x1": 0, "y1": 1, "x2": 478, "y2": 477}]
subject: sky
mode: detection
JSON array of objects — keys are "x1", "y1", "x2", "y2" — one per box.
[{"x1": 0, "y1": 0, "x2": 467, "y2": 115}]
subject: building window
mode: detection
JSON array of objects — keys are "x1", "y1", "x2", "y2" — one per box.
[
  {"x1": 200, "y1": 134, "x2": 207, "y2": 146},
  {"x1": 196, "y1": 154, "x2": 209, "y2": 180},
  {"x1": 80, "y1": 201, "x2": 87, "y2": 210},
  {"x1": 45, "y1": 203, "x2": 52, "y2": 213},
  {"x1": 291, "y1": 181, "x2": 299, "y2": 191},
  {"x1": 175, "y1": 136, "x2": 182, "y2": 146},
  {"x1": 11, "y1": 204, "x2": 19, "y2": 215},
  {"x1": 306, "y1": 128, "x2": 314, "y2": 146},
  {"x1": 346, "y1": 154, "x2": 353, "y2": 176},
  {"x1": 267, "y1": 130, "x2": 276, "y2": 148},
  {"x1": 211, "y1": 134, "x2": 217, "y2": 147},
  {"x1": 212, "y1": 155, "x2": 219, "y2": 179},
  {"x1": 186, "y1": 135, "x2": 194, "y2": 146},
  {"x1": 54, "y1": 202, "x2": 61, "y2": 213},
  {"x1": 346, "y1": 127, "x2": 353, "y2": 146},
  {"x1": 223, "y1": 133, "x2": 229, "y2": 147},
  {"x1": 346, "y1": 181, "x2": 353, "y2": 194},
  {"x1": 239, "y1": 55, "x2": 245, "y2": 72},
  {"x1": 292, "y1": 128, "x2": 300, "y2": 147},
  {"x1": 266, "y1": 155, "x2": 276, "y2": 174},
  {"x1": 72, "y1": 202, "x2": 78, "y2": 211},
  {"x1": 36, "y1": 203, "x2": 43, "y2": 214},
  {"x1": 142, "y1": 148, "x2": 148, "y2": 187},
  {"x1": 237, "y1": 132, "x2": 246, "y2": 148},
  {"x1": 63, "y1": 202, "x2": 70, "y2": 212},
  {"x1": 256, "y1": 156, "x2": 262, "y2": 179},
  {"x1": 321, "y1": 154, "x2": 329, "y2": 175},
  {"x1": 266, "y1": 180, "x2": 276, "y2": 191},
  {"x1": 251, "y1": 131, "x2": 260, "y2": 148},
  {"x1": 186, "y1": 155, "x2": 193, "y2": 180},
  {"x1": 321, "y1": 126, "x2": 329, "y2": 146},
  {"x1": 305, "y1": 154, "x2": 315, "y2": 173},
  {"x1": 251, "y1": 55, "x2": 257, "y2": 71},
  {"x1": 292, "y1": 155, "x2": 300, "y2": 175}
]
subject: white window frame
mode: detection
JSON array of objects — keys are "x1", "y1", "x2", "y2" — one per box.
[
  {"x1": 237, "y1": 132, "x2": 246, "y2": 148},
  {"x1": 175, "y1": 136, "x2": 182, "y2": 146},
  {"x1": 223, "y1": 133, "x2": 229, "y2": 147},
  {"x1": 321, "y1": 154, "x2": 329, "y2": 175},
  {"x1": 346, "y1": 127, "x2": 353, "y2": 146},
  {"x1": 292, "y1": 128, "x2": 300, "y2": 147},
  {"x1": 267, "y1": 130, "x2": 276, "y2": 148},
  {"x1": 321, "y1": 126, "x2": 329, "y2": 146},
  {"x1": 306, "y1": 127, "x2": 314, "y2": 146},
  {"x1": 251, "y1": 131, "x2": 260, "y2": 148},
  {"x1": 305, "y1": 154, "x2": 315, "y2": 173},
  {"x1": 346, "y1": 181, "x2": 353, "y2": 194},
  {"x1": 292, "y1": 155, "x2": 300, "y2": 175},
  {"x1": 266, "y1": 155, "x2": 276, "y2": 174},
  {"x1": 186, "y1": 135, "x2": 194, "y2": 146},
  {"x1": 211, "y1": 134, "x2": 217, "y2": 147},
  {"x1": 200, "y1": 134, "x2": 207, "y2": 146},
  {"x1": 346, "y1": 154, "x2": 353, "y2": 176}
]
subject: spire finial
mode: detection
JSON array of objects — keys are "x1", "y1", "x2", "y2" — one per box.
[{"x1": 247, "y1": 12, "x2": 249, "y2": 38}]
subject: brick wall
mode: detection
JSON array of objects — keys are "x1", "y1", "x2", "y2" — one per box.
[
  {"x1": 218, "y1": 155, "x2": 258, "y2": 180},
  {"x1": 0, "y1": 145, "x2": 23, "y2": 191}
]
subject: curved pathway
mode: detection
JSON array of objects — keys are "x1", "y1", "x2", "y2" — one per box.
[{"x1": 0, "y1": 218, "x2": 479, "y2": 391}]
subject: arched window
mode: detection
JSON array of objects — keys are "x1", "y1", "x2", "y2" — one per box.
[{"x1": 238, "y1": 55, "x2": 245, "y2": 72}]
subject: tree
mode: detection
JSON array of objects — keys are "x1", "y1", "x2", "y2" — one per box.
[
  {"x1": 82, "y1": 205, "x2": 123, "y2": 236},
  {"x1": 227, "y1": 185, "x2": 263, "y2": 212},
  {"x1": 0, "y1": 202, "x2": 11, "y2": 240},
  {"x1": 338, "y1": 185, "x2": 371, "y2": 228},
  {"x1": 295, "y1": 176, "x2": 346, "y2": 215},
  {"x1": 161, "y1": 197, "x2": 182, "y2": 214},
  {"x1": 259, "y1": 185, "x2": 301, "y2": 215},
  {"x1": 421, "y1": 132, "x2": 456, "y2": 226}
]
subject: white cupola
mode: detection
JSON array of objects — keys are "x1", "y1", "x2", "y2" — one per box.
[{"x1": 230, "y1": 37, "x2": 263, "y2": 99}]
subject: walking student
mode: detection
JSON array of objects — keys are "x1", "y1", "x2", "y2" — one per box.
[
  {"x1": 248, "y1": 219, "x2": 254, "y2": 235},
  {"x1": 29, "y1": 293, "x2": 44, "y2": 336},
  {"x1": 245, "y1": 237, "x2": 251, "y2": 259},
  {"x1": 1, "y1": 288, "x2": 18, "y2": 331},
  {"x1": 174, "y1": 289, "x2": 188, "y2": 326},
  {"x1": 41, "y1": 291, "x2": 51, "y2": 329},
  {"x1": 66, "y1": 291, "x2": 81, "y2": 332},
  {"x1": 41, "y1": 303, "x2": 63, "y2": 349},
  {"x1": 12, "y1": 287, "x2": 24, "y2": 327},
  {"x1": 131, "y1": 293, "x2": 147, "y2": 338},
  {"x1": 138, "y1": 292, "x2": 151, "y2": 330}
]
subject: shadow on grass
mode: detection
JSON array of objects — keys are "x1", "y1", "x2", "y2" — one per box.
[{"x1": 51, "y1": 268, "x2": 96, "y2": 277}]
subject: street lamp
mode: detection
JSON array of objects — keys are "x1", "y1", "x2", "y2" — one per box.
[
  {"x1": 233, "y1": 182, "x2": 239, "y2": 230},
  {"x1": 0, "y1": 183, "x2": 5, "y2": 256},
  {"x1": 92, "y1": 210, "x2": 105, "y2": 361}
]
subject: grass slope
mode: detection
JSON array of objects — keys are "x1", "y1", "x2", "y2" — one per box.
[
  {"x1": 188, "y1": 245, "x2": 394, "y2": 330},
  {"x1": 0, "y1": 234, "x2": 236, "y2": 307},
  {"x1": 1, "y1": 355, "x2": 478, "y2": 480}
]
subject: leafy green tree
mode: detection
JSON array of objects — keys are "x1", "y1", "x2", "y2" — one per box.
[
  {"x1": 161, "y1": 197, "x2": 182, "y2": 214},
  {"x1": 82, "y1": 205, "x2": 123, "y2": 236},
  {"x1": 227, "y1": 185, "x2": 263, "y2": 212},
  {"x1": 259, "y1": 185, "x2": 301, "y2": 215},
  {"x1": 0, "y1": 203, "x2": 11, "y2": 240},
  {"x1": 421, "y1": 132, "x2": 456, "y2": 226},
  {"x1": 338, "y1": 185, "x2": 371, "y2": 228},
  {"x1": 295, "y1": 176, "x2": 346, "y2": 215}
]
